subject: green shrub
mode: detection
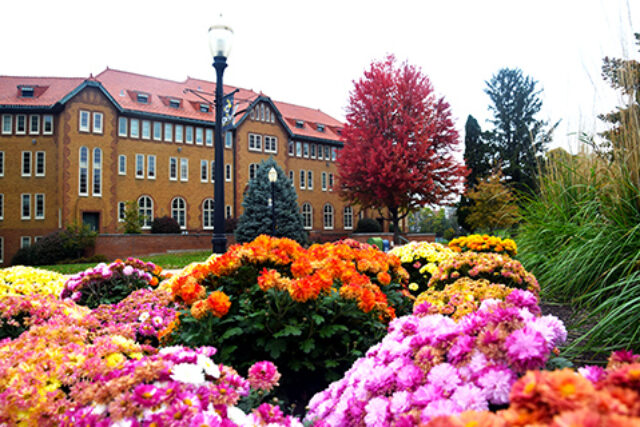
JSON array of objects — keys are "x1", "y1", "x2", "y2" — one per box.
[
  {"x1": 11, "y1": 225, "x2": 96, "y2": 266},
  {"x1": 355, "y1": 218, "x2": 382, "y2": 233},
  {"x1": 151, "y1": 216, "x2": 181, "y2": 234}
]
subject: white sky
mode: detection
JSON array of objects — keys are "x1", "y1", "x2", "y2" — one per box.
[{"x1": 2, "y1": 0, "x2": 637, "y2": 152}]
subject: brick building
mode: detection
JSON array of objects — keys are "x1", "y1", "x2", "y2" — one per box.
[{"x1": 0, "y1": 68, "x2": 360, "y2": 266}]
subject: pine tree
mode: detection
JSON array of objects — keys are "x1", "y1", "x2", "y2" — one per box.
[{"x1": 235, "y1": 157, "x2": 308, "y2": 245}]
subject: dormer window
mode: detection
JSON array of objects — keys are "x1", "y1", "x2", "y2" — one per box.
[
  {"x1": 317, "y1": 124, "x2": 325, "y2": 132},
  {"x1": 200, "y1": 104, "x2": 210, "y2": 113},
  {"x1": 295, "y1": 120, "x2": 304, "y2": 128},
  {"x1": 136, "y1": 93, "x2": 149, "y2": 104},
  {"x1": 169, "y1": 99, "x2": 181, "y2": 108},
  {"x1": 20, "y1": 87, "x2": 34, "y2": 98}
]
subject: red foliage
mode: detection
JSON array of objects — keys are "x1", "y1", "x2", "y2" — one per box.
[{"x1": 337, "y1": 55, "x2": 467, "y2": 222}]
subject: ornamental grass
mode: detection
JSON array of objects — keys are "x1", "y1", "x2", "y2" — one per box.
[
  {"x1": 448, "y1": 234, "x2": 518, "y2": 258},
  {"x1": 165, "y1": 235, "x2": 411, "y2": 408}
]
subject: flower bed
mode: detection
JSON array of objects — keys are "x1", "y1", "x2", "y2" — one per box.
[
  {"x1": 0, "y1": 266, "x2": 66, "y2": 296},
  {"x1": 448, "y1": 234, "x2": 517, "y2": 257},
  {"x1": 388, "y1": 242, "x2": 455, "y2": 296}
]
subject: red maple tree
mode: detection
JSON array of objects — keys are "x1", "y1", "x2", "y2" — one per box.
[{"x1": 337, "y1": 55, "x2": 467, "y2": 243}]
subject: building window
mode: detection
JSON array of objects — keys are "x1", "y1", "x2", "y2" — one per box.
[
  {"x1": 169, "y1": 99, "x2": 181, "y2": 108},
  {"x1": 248, "y1": 133, "x2": 262, "y2": 151},
  {"x1": 29, "y1": 115, "x2": 40, "y2": 134},
  {"x1": 303, "y1": 143, "x2": 309, "y2": 158},
  {"x1": 200, "y1": 103, "x2": 210, "y2": 113},
  {"x1": 118, "y1": 201, "x2": 126, "y2": 222},
  {"x1": 180, "y1": 158, "x2": 188, "y2": 181},
  {"x1": 79, "y1": 147, "x2": 88, "y2": 195},
  {"x1": 195, "y1": 128, "x2": 204, "y2": 145},
  {"x1": 225, "y1": 164, "x2": 232, "y2": 182},
  {"x1": 35, "y1": 194, "x2": 45, "y2": 219},
  {"x1": 147, "y1": 155, "x2": 156, "y2": 180},
  {"x1": 205, "y1": 129, "x2": 213, "y2": 146},
  {"x1": 322, "y1": 172, "x2": 327, "y2": 191},
  {"x1": 302, "y1": 203, "x2": 312, "y2": 230},
  {"x1": 118, "y1": 155, "x2": 126, "y2": 175},
  {"x1": 185, "y1": 126, "x2": 193, "y2": 144},
  {"x1": 43, "y1": 115, "x2": 53, "y2": 134},
  {"x1": 325, "y1": 146, "x2": 331, "y2": 160},
  {"x1": 135, "y1": 154, "x2": 144, "y2": 179},
  {"x1": 164, "y1": 123, "x2": 173, "y2": 142},
  {"x1": 265, "y1": 136, "x2": 277, "y2": 153},
  {"x1": 16, "y1": 115, "x2": 26, "y2": 134},
  {"x1": 200, "y1": 160, "x2": 208, "y2": 182},
  {"x1": 318, "y1": 144, "x2": 323, "y2": 160},
  {"x1": 295, "y1": 120, "x2": 304, "y2": 128},
  {"x1": 299, "y1": 170, "x2": 305, "y2": 189},
  {"x1": 0, "y1": 151, "x2": 3, "y2": 177},
  {"x1": 225, "y1": 131, "x2": 232, "y2": 148},
  {"x1": 153, "y1": 122, "x2": 162, "y2": 141},
  {"x1": 79, "y1": 110, "x2": 90, "y2": 132},
  {"x1": 34, "y1": 151, "x2": 45, "y2": 177},
  {"x1": 226, "y1": 205, "x2": 232, "y2": 219},
  {"x1": 344, "y1": 206, "x2": 353, "y2": 230},
  {"x1": 249, "y1": 163, "x2": 258, "y2": 181},
  {"x1": 93, "y1": 112, "x2": 103, "y2": 134},
  {"x1": 171, "y1": 197, "x2": 187, "y2": 229},
  {"x1": 203, "y1": 198, "x2": 214, "y2": 229},
  {"x1": 0, "y1": 237, "x2": 3, "y2": 263},
  {"x1": 211, "y1": 161, "x2": 215, "y2": 182},
  {"x1": 288, "y1": 141, "x2": 294, "y2": 156},
  {"x1": 260, "y1": 104, "x2": 265, "y2": 121},
  {"x1": 296, "y1": 141, "x2": 302, "y2": 157},
  {"x1": 21, "y1": 151, "x2": 32, "y2": 177},
  {"x1": 92, "y1": 148, "x2": 102, "y2": 196},
  {"x1": 307, "y1": 170, "x2": 313, "y2": 190},
  {"x1": 323, "y1": 204, "x2": 334, "y2": 230},
  {"x1": 138, "y1": 196, "x2": 153, "y2": 229},
  {"x1": 332, "y1": 148, "x2": 337, "y2": 161},
  {"x1": 311, "y1": 144, "x2": 316, "y2": 159},
  {"x1": 1, "y1": 115, "x2": 11, "y2": 134},
  {"x1": 169, "y1": 157, "x2": 178, "y2": 181},
  {"x1": 329, "y1": 173, "x2": 334, "y2": 191},
  {"x1": 118, "y1": 117, "x2": 128, "y2": 136},
  {"x1": 175, "y1": 125, "x2": 184, "y2": 143},
  {"x1": 0, "y1": 194, "x2": 3, "y2": 220},
  {"x1": 21, "y1": 236, "x2": 31, "y2": 249},
  {"x1": 130, "y1": 119, "x2": 140, "y2": 138},
  {"x1": 21, "y1": 194, "x2": 31, "y2": 219},
  {"x1": 137, "y1": 93, "x2": 149, "y2": 104},
  {"x1": 289, "y1": 170, "x2": 294, "y2": 187},
  {"x1": 142, "y1": 120, "x2": 151, "y2": 139}
]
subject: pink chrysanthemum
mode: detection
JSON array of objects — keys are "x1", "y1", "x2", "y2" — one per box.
[
  {"x1": 364, "y1": 396, "x2": 390, "y2": 427},
  {"x1": 427, "y1": 363, "x2": 461, "y2": 393},
  {"x1": 578, "y1": 365, "x2": 607, "y2": 383},
  {"x1": 247, "y1": 360, "x2": 281, "y2": 392},
  {"x1": 132, "y1": 384, "x2": 162, "y2": 408},
  {"x1": 505, "y1": 326, "x2": 548, "y2": 372},
  {"x1": 451, "y1": 383, "x2": 488, "y2": 411},
  {"x1": 477, "y1": 366, "x2": 515, "y2": 405}
]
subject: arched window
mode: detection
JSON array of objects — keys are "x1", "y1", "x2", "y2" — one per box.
[
  {"x1": 343, "y1": 206, "x2": 353, "y2": 230},
  {"x1": 323, "y1": 203, "x2": 334, "y2": 230},
  {"x1": 203, "y1": 198, "x2": 214, "y2": 230},
  {"x1": 78, "y1": 146, "x2": 88, "y2": 195},
  {"x1": 92, "y1": 148, "x2": 102, "y2": 196},
  {"x1": 171, "y1": 197, "x2": 187, "y2": 229},
  {"x1": 138, "y1": 195, "x2": 153, "y2": 229},
  {"x1": 302, "y1": 203, "x2": 313, "y2": 230}
]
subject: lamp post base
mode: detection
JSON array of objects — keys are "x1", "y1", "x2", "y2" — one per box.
[{"x1": 212, "y1": 234, "x2": 227, "y2": 254}]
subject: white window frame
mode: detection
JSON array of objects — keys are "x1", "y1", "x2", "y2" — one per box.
[
  {"x1": 175, "y1": 125, "x2": 184, "y2": 143},
  {"x1": 200, "y1": 160, "x2": 208, "y2": 183},
  {"x1": 203, "y1": 198, "x2": 214, "y2": 229},
  {"x1": 164, "y1": 123, "x2": 173, "y2": 142},
  {"x1": 303, "y1": 143, "x2": 309, "y2": 158},
  {"x1": 130, "y1": 119, "x2": 140, "y2": 138},
  {"x1": 195, "y1": 128, "x2": 204, "y2": 145},
  {"x1": 307, "y1": 170, "x2": 313, "y2": 190},
  {"x1": 0, "y1": 193, "x2": 3, "y2": 220},
  {"x1": 211, "y1": 161, "x2": 215, "y2": 183},
  {"x1": 226, "y1": 205, "x2": 232, "y2": 219},
  {"x1": 1, "y1": 115, "x2": 11, "y2": 135},
  {"x1": 248, "y1": 163, "x2": 257, "y2": 181},
  {"x1": 92, "y1": 112, "x2": 103, "y2": 134},
  {"x1": 225, "y1": 131, "x2": 232, "y2": 148},
  {"x1": 205, "y1": 129, "x2": 213, "y2": 147},
  {"x1": 93, "y1": 148, "x2": 102, "y2": 196},
  {"x1": 311, "y1": 144, "x2": 316, "y2": 159},
  {"x1": 332, "y1": 147, "x2": 337, "y2": 161},
  {"x1": 322, "y1": 172, "x2": 327, "y2": 191},
  {"x1": 138, "y1": 196, "x2": 153, "y2": 229},
  {"x1": 43, "y1": 115, "x2": 53, "y2": 135},
  {"x1": 225, "y1": 164, "x2": 232, "y2": 182},
  {"x1": 29, "y1": 115, "x2": 40, "y2": 135},
  {"x1": 35, "y1": 193, "x2": 45, "y2": 219},
  {"x1": 344, "y1": 206, "x2": 353, "y2": 230},
  {"x1": 302, "y1": 203, "x2": 313, "y2": 230},
  {"x1": 0, "y1": 151, "x2": 3, "y2": 177},
  {"x1": 318, "y1": 144, "x2": 324, "y2": 160},
  {"x1": 147, "y1": 155, "x2": 156, "y2": 180},
  {"x1": 180, "y1": 158, "x2": 188, "y2": 182},
  {"x1": 79, "y1": 110, "x2": 90, "y2": 132},
  {"x1": 264, "y1": 136, "x2": 278, "y2": 153},
  {"x1": 153, "y1": 122, "x2": 162, "y2": 141},
  {"x1": 296, "y1": 141, "x2": 302, "y2": 157},
  {"x1": 21, "y1": 193, "x2": 31, "y2": 219},
  {"x1": 289, "y1": 170, "x2": 294, "y2": 187},
  {"x1": 135, "y1": 154, "x2": 145, "y2": 179},
  {"x1": 118, "y1": 201, "x2": 126, "y2": 222},
  {"x1": 169, "y1": 157, "x2": 178, "y2": 181},
  {"x1": 299, "y1": 170, "x2": 305, "y2": 189},
  {"x1": 142, "y1": 120, "x2": 151, "y2": 140},
  {"x1": 329, "y1": 173, "x2": 334, "y2": 191},
  {"x1": 16, "y1": 114, "x2": 26, "y2": 135},
  {"x1": 323, "y1": 204, "x2": 334, "y2": 230},
  {"x1": 325, "y1": 146, "x2": 331, "y2": 160},
  {"x1": 35, "y1": 151, "x2": 45, "y2": 177},
  {"x1": 288, "y1": 141, "x2": 294, "y2": 156},
  {"x1": 185, "y1": 126, "x2": 194, "y2": 144},
  {"x1": 118, "y1": 117, "x2": 128, "y2": 137},
  {"x1": 248, "y1": 133, "x2": 262, "y2": 152},
  {"x1": 21, "y1": 236, "x2": 31, "y2": 249},
  {"x1": 171, "y1": 197, "x2": 187, "y2": 230},
  {"x1": 22, "y1": 151, "x2": 32, "y2": 177},
  {"x1": 118, "y1": 154, "x2": 127, "y2": 175},
  {"x1": 79, "y1": 147, "x2": 89, "y2": 196}
]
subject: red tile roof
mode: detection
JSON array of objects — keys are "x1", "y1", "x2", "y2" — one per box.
[{"x1": 0, "y1": 68, "x2": 343, "y2": 142}]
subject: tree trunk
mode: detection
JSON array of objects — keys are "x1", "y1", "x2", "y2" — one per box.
[{"x1": 391, "y1": 207, "x2": 400, "y2": 246}]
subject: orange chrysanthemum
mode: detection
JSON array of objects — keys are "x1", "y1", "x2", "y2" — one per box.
[
  {"x1": 288, "y1": 277, "x2": 320, "y2": 303},
  {"x1": 206, "y1": 291, "x2": 231, "y2": 318},
  {"x1": 376, "y1": 271, "x2": 391, "y2": 286}
]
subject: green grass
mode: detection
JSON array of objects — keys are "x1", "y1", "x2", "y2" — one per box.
[{"x1": 39, "y1": 250, "x2": 212, "y2": 274}]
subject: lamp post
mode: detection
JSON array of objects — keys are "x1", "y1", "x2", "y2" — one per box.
[
  {"x1": 208, "y1": 16, "x2": 233, "y2": 254},
  {"x1": 268, "y1": 167, "x2": 277, "y2": 236}
]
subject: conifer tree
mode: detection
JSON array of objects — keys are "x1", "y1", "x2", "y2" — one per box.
[{"x1": 235, "y1": 157, "x2": 308, "y2": 245}]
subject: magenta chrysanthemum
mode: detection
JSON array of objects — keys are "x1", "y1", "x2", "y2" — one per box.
[{"x1": 247, "y1": 360, "x2": 281, "y2": 392}]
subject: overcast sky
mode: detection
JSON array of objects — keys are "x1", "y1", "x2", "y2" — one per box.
[{"x1": 2, "y1": 0, "x2": 637, "y2": 151}]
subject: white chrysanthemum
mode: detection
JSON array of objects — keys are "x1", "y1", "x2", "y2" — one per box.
[
  {"x1": 138, "y1": 312, "x2": 150, "y2": 322},
  {"x1": 170, "y1": 363, "x2": 206, "y2": 385},
  {"x1": 197, "y1": 354, "x2": 220, "y2": 378},
  {"x1": 227, "y1": 406, "x2": 249, "y2": 425}
]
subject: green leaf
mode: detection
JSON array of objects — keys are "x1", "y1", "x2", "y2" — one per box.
[
  {"x1": 273, "y1": 324, "x2": 302, "y2": 338},
  {"x1": 318, "y1": 324, "x2": 348, "y2": 338},
  {"x1": 221, "y1": 327, "x2": 244, "y2": 340},
  {"x1": 300, "y1": 338, "x2": 315, "y2": 354},
  {"x1": 265, "y1": 339, "x2": 287, "y2": 358},
  {"x1": 311, "y1": 314, "x2": 325, "y2": 325},
  {"x1": 324, "y1": 359, "x2": 339, "y2": 368}
]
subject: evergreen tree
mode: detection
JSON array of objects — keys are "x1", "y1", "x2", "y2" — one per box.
[
  {"x1": 235, "y1": 157, "x2": 308, "y2": 245},
  {"x1": 484, "y1": 68, "x2": 556, "y2": 194}
]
